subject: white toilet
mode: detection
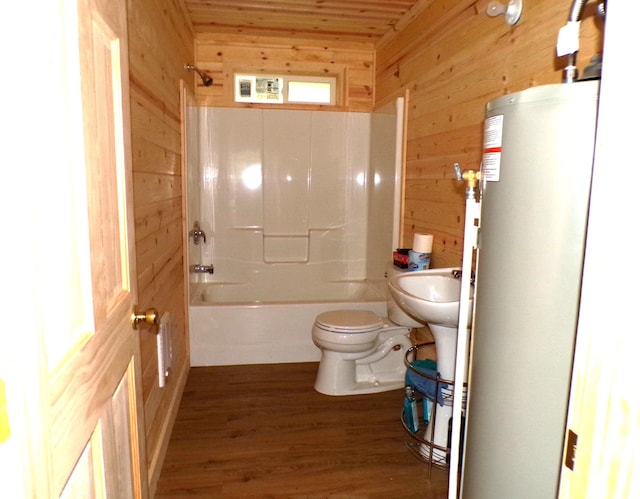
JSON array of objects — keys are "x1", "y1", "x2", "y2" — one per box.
[{"x1": 312, "y1": 270, "x2": 424, "y2": 396}]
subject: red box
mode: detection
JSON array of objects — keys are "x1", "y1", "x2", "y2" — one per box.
[{"x1": 393, "y1": 249, "x2": 410, "y2": 269}]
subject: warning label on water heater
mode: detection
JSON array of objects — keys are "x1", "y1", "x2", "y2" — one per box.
[{"x1": 482, "y1": 115, "x2": 503, "y2": 182}]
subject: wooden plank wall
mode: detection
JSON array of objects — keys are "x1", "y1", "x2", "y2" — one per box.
[
  {"x1": 194, "y1": 33, "x2": 375, "y2": 111},
  {"x1": 376, "y1": 0, "x2": 604, "y2": 267},
  {"x1": 126, "y1": 0, "x2": 195, "y2": 495}
]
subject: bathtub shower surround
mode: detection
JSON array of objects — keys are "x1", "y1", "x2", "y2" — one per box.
[
  {"x1": 194, "y1": 107, "x2": 373, "y2": 282},
  {"x1": 187, "y1": 102, "x2": 403, "y2": 365}
]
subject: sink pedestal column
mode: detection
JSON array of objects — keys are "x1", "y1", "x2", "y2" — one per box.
[{"x1": 420, "y1": 323, "x2": 469, "y2": 465}]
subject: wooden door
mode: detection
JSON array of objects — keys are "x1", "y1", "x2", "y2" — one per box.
[{"x1": 0, "y1": 0, "x2": 148, "y2": 496}]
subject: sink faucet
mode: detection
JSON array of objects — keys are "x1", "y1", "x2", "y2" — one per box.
[
  {"x1": 451, "y1": 269, "x2": 475, "y2": 285},
  {"x1": 190, "y1": 221, "x2": 207, "y2": 245},
  {"x1": 191, "y1": 264, "x2": 214, "y2": 274}
]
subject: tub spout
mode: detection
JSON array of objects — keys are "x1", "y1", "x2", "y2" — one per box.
[{"x1": 191, "y1": 264, "x2": 214, "y2": 274}]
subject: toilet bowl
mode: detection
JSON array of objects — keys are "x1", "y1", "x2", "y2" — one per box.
[{"x1": 312, "y1": 309, "x2": 414, "y2": 396}]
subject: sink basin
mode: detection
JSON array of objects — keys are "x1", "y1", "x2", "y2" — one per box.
[{"x1": 387, "y1": 267, "x2": 473, "y2": 327}]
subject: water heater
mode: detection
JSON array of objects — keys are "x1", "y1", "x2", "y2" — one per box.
[{"x1": 461, "y1": 80, "x2": 599, "y2": 498}]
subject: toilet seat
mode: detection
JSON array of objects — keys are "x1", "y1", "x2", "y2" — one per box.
[{"x1": 314, "y1": 310, "x2": 384, "y2": 333}]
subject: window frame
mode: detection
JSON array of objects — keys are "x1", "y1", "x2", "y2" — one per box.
[{"x1": 234, "y1": 73, "x2": 337, "y2": 106}]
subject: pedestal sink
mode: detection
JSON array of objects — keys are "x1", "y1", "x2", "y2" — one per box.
[
  {"x1": 388, "y1": 267, "x2": 473, "y2": 379},
  {"x1": 388, "y1": 267, "x2": 473, "y2": 464}
]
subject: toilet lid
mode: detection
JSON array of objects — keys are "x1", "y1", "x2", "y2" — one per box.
[{"x1": 315, "y1": 310, "x2": 383, "y2": 333}]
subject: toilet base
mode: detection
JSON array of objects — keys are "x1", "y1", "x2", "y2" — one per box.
[
  {"x1": 313, "y1": 331, "x2": 412, "y2": 396},
  {"x1": 315, "y1": 377, "x2": 406, "y2": 396},
  {"x1": 314, "y1": 352, "x2": 407, "y2": 395}
]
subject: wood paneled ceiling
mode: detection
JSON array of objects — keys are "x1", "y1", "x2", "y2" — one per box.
[{"x1": 184, "y1": 0, "x2": 425, "y2": 42}]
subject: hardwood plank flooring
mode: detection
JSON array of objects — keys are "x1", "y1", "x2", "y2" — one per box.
[{"x1": 155, "y1": 363, "x2": 449, "y2": 498}]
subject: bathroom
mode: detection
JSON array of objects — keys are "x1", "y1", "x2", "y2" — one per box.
[
  {"x1": 12, "y1": 0, "x2": 636, "y2": 497},
  {"x1": 131, "y1": 0, "x2": 607, "y2": 494}
]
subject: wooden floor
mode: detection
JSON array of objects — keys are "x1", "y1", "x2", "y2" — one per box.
[{"x1": 155, "y1": 363, "x2": 449, "y2": 498}]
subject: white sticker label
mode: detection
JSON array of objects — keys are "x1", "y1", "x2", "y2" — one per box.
[{"x1": 482, "y1": 115, "x2": 503, "y2": 182}]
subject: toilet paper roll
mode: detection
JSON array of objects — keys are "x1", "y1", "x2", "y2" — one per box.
[{"x1": 412, "y1": 233, "x2": 433, "y2": 254}]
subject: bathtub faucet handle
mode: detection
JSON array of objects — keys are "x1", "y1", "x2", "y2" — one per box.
[{"x1": 190, "y1": 221, "x2": 207, "y2": 244}]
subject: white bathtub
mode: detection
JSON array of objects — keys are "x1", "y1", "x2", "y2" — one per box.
[{"x1": 189, "y1": 280, "x2": 388, "y2": 366}]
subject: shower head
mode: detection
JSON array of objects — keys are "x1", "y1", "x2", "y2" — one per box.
[{"x1": 186, "y1": 64, "x2": 214, "y2": 87}]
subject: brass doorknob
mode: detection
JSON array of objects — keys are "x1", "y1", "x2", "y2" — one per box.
[{"x1": 131, "y1": 306, "x2": 159, "y2": 332}]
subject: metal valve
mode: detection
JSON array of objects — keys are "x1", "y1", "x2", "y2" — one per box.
[{"x1": 454, "y1": 163, "x2": 482, "y2": 199}]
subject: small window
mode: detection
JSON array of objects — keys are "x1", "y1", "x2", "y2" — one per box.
[
  {"x1": 235, "y1": 73, "x2": 336, "y2": 106},
  {"x1": 288, "y1": 79, "x2": 334, "y2": 105}
]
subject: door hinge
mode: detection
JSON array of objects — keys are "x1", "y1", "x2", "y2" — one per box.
[{"x1": 564, "y1": 429, "x2": 578, "y2": 470}]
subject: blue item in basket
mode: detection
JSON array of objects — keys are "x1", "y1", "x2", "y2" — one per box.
[{"x1": 405, "y1": 359, "x2": 446, "y2": 406}]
